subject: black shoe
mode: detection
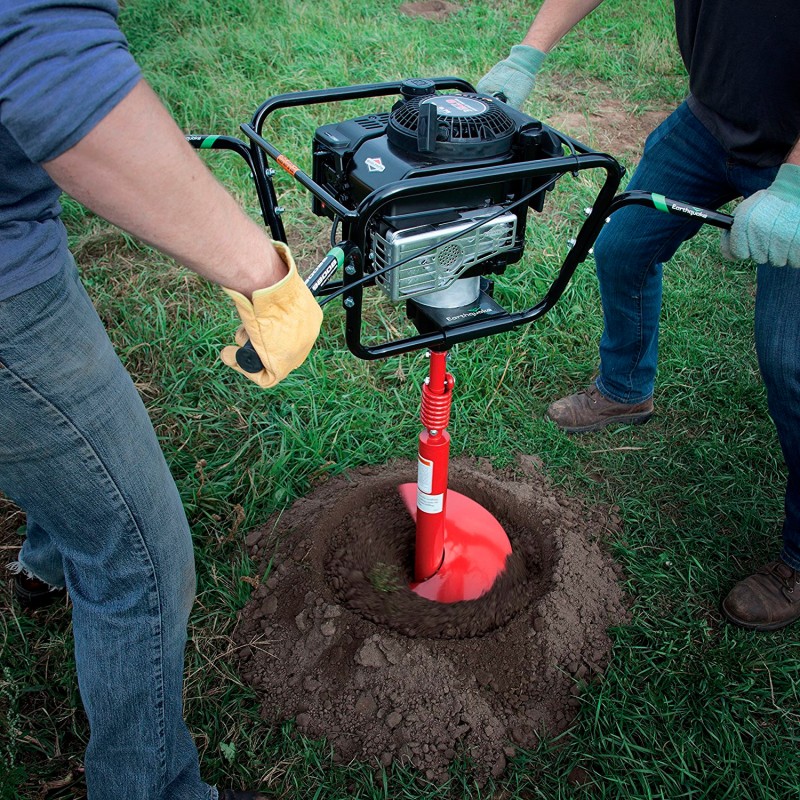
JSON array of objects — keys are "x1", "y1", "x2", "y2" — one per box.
[
  {"x1": 12, "y1": 572, "x2": 66, "y2": 610},
  {"x1": 217, "y1": 790, "x2": 271, "y2": 800}
]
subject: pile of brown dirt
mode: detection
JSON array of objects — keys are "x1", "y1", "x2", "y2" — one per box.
[{"x1": 235, "y1": 457, "x2": 628, "y2": 784}]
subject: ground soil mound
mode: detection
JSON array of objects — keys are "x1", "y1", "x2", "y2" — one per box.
[{"x1": 235, "y1": 457, "x2": 628, "y2": 784}]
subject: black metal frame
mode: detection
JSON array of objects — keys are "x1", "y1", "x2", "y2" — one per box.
[{"x1": 188, "y1": 78, "x2": 733, "y2": 361}]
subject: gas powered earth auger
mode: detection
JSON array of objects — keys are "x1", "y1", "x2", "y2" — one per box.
[{"x1": 189, "y1": 77, "x2": 733, "y2": 604}]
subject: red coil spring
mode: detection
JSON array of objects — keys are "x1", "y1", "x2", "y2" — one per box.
[{"x1": 420, "y1": 375, "x2": 454, "y2": 431}]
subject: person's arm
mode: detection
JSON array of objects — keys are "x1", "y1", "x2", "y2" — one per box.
[
  {"x1": 43, "y1": 79, "x2": 322, "y2": 387},
  {"x1": 721, "y1": 138, "x2": 800, "y2": 268},
  {"x1": 43, "y1": 79, "x2": 286, "y2": 298},
  {"x1": 476, "y1": 0, "x2": 605, "y2": 108},
  {"x1": 520, "y1": 0, "x2": 606, "y2": 52}
]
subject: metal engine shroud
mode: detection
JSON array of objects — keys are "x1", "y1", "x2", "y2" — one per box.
[{"x1": 310, "y1": 79, "x2": 563, "y2": 302}]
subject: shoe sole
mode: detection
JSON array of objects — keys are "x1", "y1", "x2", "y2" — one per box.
[
  {"x1": 720, "y1": 601, "x2": 800, "y2": 632},
  {"x1": 546, "y1": 411, "x2": 653, "y2": 434}
]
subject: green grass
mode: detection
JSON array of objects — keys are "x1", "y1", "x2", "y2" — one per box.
[{"x1": 2, "y1": 1, "x2": 799, "y2": 797}]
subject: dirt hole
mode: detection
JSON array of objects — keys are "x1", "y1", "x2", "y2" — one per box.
[{"x1": 235, "y1": 458, "x2": 628, "y2": 784}]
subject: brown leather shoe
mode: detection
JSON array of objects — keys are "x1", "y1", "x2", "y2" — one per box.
[
  {"x1": 722, "y1": 560, "x2": 800, "y2": 631},
  {"x1": 545, "y1": 384, "x2": 653, "y2": 433}
]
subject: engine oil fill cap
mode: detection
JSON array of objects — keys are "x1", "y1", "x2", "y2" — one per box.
[{"x1": 400, "y1": 78, "x2": 436, "y2": 99}]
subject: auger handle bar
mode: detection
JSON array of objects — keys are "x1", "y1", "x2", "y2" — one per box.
[
  {"x1": 187, "y1": 79, "x2": 734, "y2": 366},
  {"x1": 228, "y1": 190, "x2": 732, "y2": 373}
]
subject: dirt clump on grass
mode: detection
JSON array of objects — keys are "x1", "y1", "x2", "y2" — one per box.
[
  {"x1": 399, "y1": 1, "x2": 461, "y2": 21},
  {"x1": 235, "y1": 457, "x2": 628, "y2": 784}
]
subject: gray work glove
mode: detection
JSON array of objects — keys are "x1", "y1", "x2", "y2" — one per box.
[
  {"x1": 475, "y1": 45, "x2": 547, "y2": 109},
  {"x1": 721, "y1": 163, "x2": 800, "y2": 268}
]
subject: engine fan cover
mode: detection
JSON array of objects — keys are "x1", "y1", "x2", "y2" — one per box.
[{"x1": 388, "y1": 91, "x2": 516, "y2": 160}]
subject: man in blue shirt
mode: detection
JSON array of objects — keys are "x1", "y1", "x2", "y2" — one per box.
[
  {"x1": 479, "y1": 0, "x2": 800, "y2": 631},
  {"x1": 1, "y1": 2, "x2": 320, "y2": 797}
]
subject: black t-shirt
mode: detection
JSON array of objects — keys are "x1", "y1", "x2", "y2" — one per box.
[{"x1": 674, "y1": 0, "x2": 800, "y2": 167}]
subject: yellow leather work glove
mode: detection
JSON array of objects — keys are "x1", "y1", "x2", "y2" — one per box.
[{"x1": 220, "y1": 241, "x2": 323, "y2": 388}]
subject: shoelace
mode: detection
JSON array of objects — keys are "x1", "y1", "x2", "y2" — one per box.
[{"x1": 765, "y1": 563, "x2": 799, "y2": 594}]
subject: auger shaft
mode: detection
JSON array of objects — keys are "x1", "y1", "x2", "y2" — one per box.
[{"x1": 413, "y1": 350, "x2": 454, "y2": 582}]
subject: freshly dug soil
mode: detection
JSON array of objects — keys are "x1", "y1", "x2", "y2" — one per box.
[{"x1": 235, "y1": 457, "x2": 628, "y2": 784}]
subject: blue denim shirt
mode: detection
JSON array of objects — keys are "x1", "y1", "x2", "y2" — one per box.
[{"x1": 0, "y1": 0, "x2": 141, "y2": 300}]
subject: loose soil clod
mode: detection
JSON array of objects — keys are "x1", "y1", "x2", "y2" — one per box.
[{"x1": 235, "y1": 457, "x2": 629, "y2": 784}]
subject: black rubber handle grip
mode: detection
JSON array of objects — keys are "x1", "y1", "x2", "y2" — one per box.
[
  {"x1": 610, "y1": 191, "x2": 734, "y2": 230},
  {"x1": 235, "y1": 340, "x2": 264, "y2": 373}
]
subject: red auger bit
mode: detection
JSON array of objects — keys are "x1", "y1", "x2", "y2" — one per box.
[{"x1": 398, "y1": 350, "x2": 511, "y2": 603}]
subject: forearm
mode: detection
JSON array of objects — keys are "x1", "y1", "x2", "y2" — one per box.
[
  {"x1": 43, "y1": 80, "x2": 286, "y2": 297},
  {"x1": 521, "y1": 0, "x2": 606, "y2": 52},
  {"x1": 785, "y1": 138, "x2": 800, "y2": 167}
]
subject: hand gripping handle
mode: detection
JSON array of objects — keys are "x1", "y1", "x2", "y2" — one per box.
[{"x1": 234, "y1": 243, "x2": 352, "y2": 373}]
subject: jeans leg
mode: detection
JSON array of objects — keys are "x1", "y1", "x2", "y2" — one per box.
[
  {"x1": 11, "y1": 513, "x2": 66, "y2": 589},
  {"x1": 754, "y1": 264, "x2": 800, "y2": 569},
  {"x1": 0, "y1": 255, "x2": 213, "y2": 800},
  {"x1": 594, "y1": 102, "x2": 739, "y2": 402}
]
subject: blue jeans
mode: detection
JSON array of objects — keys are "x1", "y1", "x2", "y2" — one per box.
[
  {"x1": 593, "y1": 101, "x2": 800, "y2": 569},
  {"x1": 0, "y1": 253, "x2": 215, "y2": 799}
]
